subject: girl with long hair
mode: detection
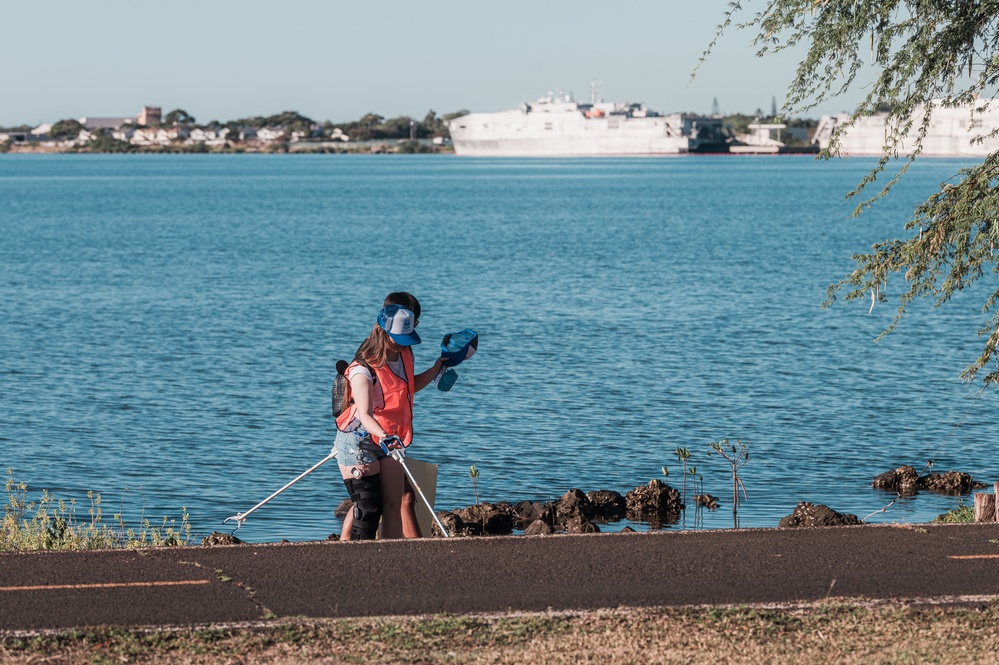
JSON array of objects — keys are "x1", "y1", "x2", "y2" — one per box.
[{"x1": 334, "y1": 293, "x2": 444, "y2": 539}]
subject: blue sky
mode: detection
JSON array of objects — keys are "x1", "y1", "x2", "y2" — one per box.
[{"x1": 1, "y1": 1, "x2": 868, "y2": 127}]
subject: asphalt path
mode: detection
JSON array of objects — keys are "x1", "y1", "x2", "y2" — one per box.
[{"x1": 3, "y1": 523, "x2": 999, "y2": 632}]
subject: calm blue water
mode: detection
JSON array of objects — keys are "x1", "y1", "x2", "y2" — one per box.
[{"x1": 2, "y1": 154, "x2": 996, "y2": 543}]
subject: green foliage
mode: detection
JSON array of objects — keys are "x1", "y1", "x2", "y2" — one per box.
[
  {"x1": 934, "y1": 503, "x2": 975, "y2": 523},
  {"x1": 2, "y1": 468, "x2": 193, "y2": 551},
  {"x1": 49, "y1": 118, "x2": 84, "y2": 140},
  {"x1": 441, "y1": 109, "x2": 470, "y2": 123},
  {"x1": 675, "y1": 447, "x2": 692, "y2": 506},
  {"x1": 707, "y1": 438, "x2": 750, "y2": 525},
  {"x1": 397, "y1": 139, "x2": 432, "y2": 154},
  {"x1": 234, "y1": 111, "x2": 315, "y2": 136},
  {"x1": 469, "y1": 465, "x2": 480, "y2": 506},
  {"x1": 422, "y1": 110, "x2": 445, "y2": 137},
  {"x1": 163, "y1": 108, "x2": 196, "y2": 126},
  {"x1": 722, "y1": 113, "x2": 756, "y2": 135},
  {"x1": 328, "y1": 109, "x2": 467, "y2": 142},
  {"x1": 704, "y1": 1, "x2": 999, "y2": 383},
  {"x1": 0, "y1": 139, "x2": 9, "y2": 153}
]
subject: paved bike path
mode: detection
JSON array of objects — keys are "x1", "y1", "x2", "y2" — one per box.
[{"x1": 3, "y1": 523, "x2": 999, "y2": 632}]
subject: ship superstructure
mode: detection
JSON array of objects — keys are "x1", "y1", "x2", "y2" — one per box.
[
  {"x1": 447, "y1": 88, "x2": 729, "y2": 156},
  {"x1": 813, "y1": 101, "x2": 999, "y2": 156}
]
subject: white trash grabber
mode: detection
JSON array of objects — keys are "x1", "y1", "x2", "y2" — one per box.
[{"x1": 223, "y1": 448, "x2": 337, "y2": 530}]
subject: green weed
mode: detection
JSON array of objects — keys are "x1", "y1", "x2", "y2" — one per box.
[
  {"x1": 2, "y1": 468, "x2": 193, "y2": 552},
  {"x1": 933, "y1": 503, "x2": 975, "y2": 523}
]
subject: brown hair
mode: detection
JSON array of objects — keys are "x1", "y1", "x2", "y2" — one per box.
[
  {"x1": 383, "y1": 291, "x2": 421, "y2": 321},
  {"x1": 355, "y1": 324, "x2": 398, "y2": 368}
]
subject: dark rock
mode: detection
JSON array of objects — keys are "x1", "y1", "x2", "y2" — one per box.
[
  {"x1": 493, "y1": 500, "x2": 516, "y2": 514},
  {"x1": 586, "y1": 490, "x2": 627, "y2": 522},
  {"x1": 434, "y1": 510, "x2": 476, "y2": 537},
  {"x1": 326, "y1": 533, "x2": 340, "y2": 541},
  {"x1": 202, "y1": 531, "x2": 243, "y2": 546},
  {"x1": 871, "y1": 465, "x2": 921, "y2": 493},
  {"x1": 918, "y1": 471, "x2": 981, "y2": 494},
  {"x1": 454, "y1": 503, "x2": 514, "y2": 535},
  {"x1": 694, "y1": 494, "x2": 719, "y2": 510},
  {"x1": 619, "y1": 526, "x2": 636, "y2": 533},
  {"x1": 873, "y1": 465, "x2": 985, "y2": 495},
  {"x1": 334, "y1": 499, "x2": 352, "y2": 519},
  {"x1": 513, "y1": 500, "x2": 553, "y2": 526},
  {"x1": 564, "y1": 516, "x2": 601, "y2": 534},
  {"x1": 555, "y1": 489, "x2": 596, "y2": 525},
  {"x1": 625, "y1": 479, "x2": 683, "y2": 526},
  {"x1": 523, "y1": 520, "x2": 555, "y2": 536},
  {"x1": 778, "y1": 502, "x2": 863, "y2": 528}
]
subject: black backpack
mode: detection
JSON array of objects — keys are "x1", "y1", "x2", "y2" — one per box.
[{"x1": 331, "y1": 359, "x2": 374, "y2": 418}]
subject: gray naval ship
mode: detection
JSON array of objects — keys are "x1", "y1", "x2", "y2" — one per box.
[
  {"x1": 813, "y1": 99, "x2": 999, "y2": 156},
  {"x1": 447, "y1": 87, "x2": 731, "y2": 156}
]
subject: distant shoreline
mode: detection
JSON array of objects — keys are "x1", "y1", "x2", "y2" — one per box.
[{"x1": 1, "y1": 140, "x2": 455, "y2": 156}]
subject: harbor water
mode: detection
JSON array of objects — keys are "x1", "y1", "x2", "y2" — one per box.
[{"x1": 2, "y1": 153, "x2": 996, "y2": 543}]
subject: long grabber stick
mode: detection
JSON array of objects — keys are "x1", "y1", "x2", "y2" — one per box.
[
  {"x1": 224, "y1": 448, "x2": 338, "y2": 530},
  {"x1": 381, "y1": 438, "x2": 450, "y2": 538}
]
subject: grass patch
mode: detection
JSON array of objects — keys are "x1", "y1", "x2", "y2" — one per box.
[
  {"x1": 934, "y1": 503, "x2": 975, "y2": 523},
  {"x1": 3, "y1": 603, "x2": 999, "y2": 664},
  {"x1": 2, "y1": 468, "x2": 193, "y2": 551}
]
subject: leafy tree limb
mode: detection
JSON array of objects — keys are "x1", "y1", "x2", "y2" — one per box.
[{"x1": 701, "y1": 1, "x2": 999, "y2": 383}]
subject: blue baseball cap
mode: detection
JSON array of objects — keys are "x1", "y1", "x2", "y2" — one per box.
[
  {"x1": 377, "y1": 305, "x2": 422, "y2": 346},
  {"x1": 441, "y1": 329, "x2": 478, "y2": 367}
]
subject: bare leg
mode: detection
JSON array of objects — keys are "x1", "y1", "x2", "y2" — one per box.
[
  {"x1": 378, "y1": 457, "x2": 406, "y2": 539},
  {"x1": 401, "y1": 483, "x2": 420, "y2": 538},
  {"x1": 340, "y1": 508, "x2": 354, "y2": 541}
]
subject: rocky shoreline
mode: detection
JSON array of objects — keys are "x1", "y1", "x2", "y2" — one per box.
[{"x1": 200, "y1": 465, "x2": 986, "y2": 545}]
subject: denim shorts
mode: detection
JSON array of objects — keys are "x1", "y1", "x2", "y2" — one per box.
[{"x1": 334, "y1": 428, "x2": 386, "y2": 467}]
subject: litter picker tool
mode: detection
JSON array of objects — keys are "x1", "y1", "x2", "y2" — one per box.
[
  {"x1": 380, "y1": 436, "x2": 451, "y2": 537},
  {"x1": 224, "y1": 448, "x2": 338, "y2": 530}
]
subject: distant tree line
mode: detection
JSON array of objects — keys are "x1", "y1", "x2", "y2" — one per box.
[
  {"x1": 2, "y1": 109, "x2": 472, "y2": 145},
  {"x1": 122, "y1": 108, "x2": 472, "y2": 142}
]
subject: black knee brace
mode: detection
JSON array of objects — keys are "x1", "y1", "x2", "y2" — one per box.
[{"x1": 344, "y1": 474, "x2": 383, "y2": 540}]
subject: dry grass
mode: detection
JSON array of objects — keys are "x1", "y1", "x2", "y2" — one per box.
[
  {"x1": 3, "y1": 601, "x2": 998, "y2": 664},
  {"x1": 2, "y1": 470, "x2": 193, "y2": 552}
]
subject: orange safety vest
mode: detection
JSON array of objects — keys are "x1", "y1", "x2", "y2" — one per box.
[{"x1": 335, "y1": 348, "x2": 415, "y2": 445}]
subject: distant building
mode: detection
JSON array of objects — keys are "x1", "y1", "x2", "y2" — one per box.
[
  {"x1": 60, "y1": 130, "x2": 96, "y2": 147},
  {"x1": 256, "y1": 127, "x2": 287, "y2": 142},
  {"x1": 79, "y1": 116, "x2": 134, "y2": 130},
  {"x1": 188, "y1": 127, "x2": 231, "y2": 146},
  {"x1": 112, "y1": 127, "x2": 135, "y2": 142},
  {"x1": 130, "y1": 126, "x2": 186, "y2": 146},
  {"x1": 138, "y1": 106, "x2": 162, "y2": 126}
]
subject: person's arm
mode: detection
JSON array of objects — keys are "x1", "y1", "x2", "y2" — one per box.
[
  {"x1": 414, "y1": 357, "x2": 445, "y2": 393},
  {"x1": 349, "y1": 371, "x2": 391, "y2": 440}
]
